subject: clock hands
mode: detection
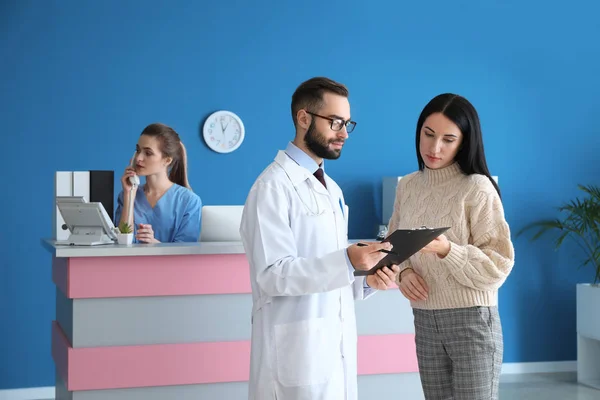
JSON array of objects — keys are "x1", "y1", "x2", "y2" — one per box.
[{"x1": 219, "y1": 118, "x2": 230, "y2": 136}]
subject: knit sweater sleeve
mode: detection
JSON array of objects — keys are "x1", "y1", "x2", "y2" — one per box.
[
  {"x1": 387, "y1": 178, "x2": 414, "y2": 283},
  {"x1": 441, "y1": 179, "x2": 515, "y2": 291}
]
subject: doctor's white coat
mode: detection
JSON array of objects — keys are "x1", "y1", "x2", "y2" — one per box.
[{"x1": 240, "y1": 150, "x2": 373, "y2": 400}]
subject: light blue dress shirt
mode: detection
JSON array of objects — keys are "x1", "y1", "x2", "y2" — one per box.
[
  {"x1": 284, "y1": 142, "x2": 374, "y2": 291},
  {"x1": 115, "y1": 183, "x2": 202, "y2": 243}
]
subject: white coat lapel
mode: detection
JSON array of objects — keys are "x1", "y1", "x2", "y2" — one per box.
[{"x1": 275, "y1": 151, "x2": 330, "y2": 196}]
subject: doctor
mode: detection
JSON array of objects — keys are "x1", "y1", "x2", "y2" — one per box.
[{"x1": 240, "y1": 77, "x2": 400, "y2": 400}]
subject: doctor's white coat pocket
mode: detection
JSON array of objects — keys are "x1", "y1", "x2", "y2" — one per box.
[{"x1": 274, "y1": 318, "x2": 341, "y2": 387}]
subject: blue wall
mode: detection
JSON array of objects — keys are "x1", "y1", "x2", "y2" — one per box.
[{"x1": 1, "y1": 0, "x2": 599, "y2": 390}]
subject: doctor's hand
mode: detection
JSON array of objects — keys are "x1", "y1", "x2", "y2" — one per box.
[
  {"x1": 420, "y1": 234, "x2": 450, "y2": 258},
  {"x1": 136, "y1": 223, "x2": 161, "y2": 244},
  {"x1": 398, "y1": 269, "x2": 428, "y2": 301},
  {"x1": 366, "y1": 265, "x2": 400, "y2": 290},
  {"x1": 347, "y1": 242, "x2": 393, "y2": 272}
]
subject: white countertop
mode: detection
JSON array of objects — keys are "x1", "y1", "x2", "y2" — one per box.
[
  {"x1": 41, "y1": 238, "x2": 376, "y2": 258},
  {"x1": 42, "y1": 239, "x2": 246, "y2": 257}
]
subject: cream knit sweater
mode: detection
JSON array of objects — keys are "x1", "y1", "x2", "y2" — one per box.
[{"x1": 389, "y1": 162, "x2": 515, "y2": 310}]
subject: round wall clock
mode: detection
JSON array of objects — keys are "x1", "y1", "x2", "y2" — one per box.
[{"x1": 202, "y1": 110, "x2": 245, "y2": 153}]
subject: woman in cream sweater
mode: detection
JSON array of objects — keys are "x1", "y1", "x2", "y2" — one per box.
[{"x1": 389, "y1": 93, "x2": 515, "y2": 400}]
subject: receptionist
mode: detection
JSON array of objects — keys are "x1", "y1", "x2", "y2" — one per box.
[{"x1": 114, "y1": 123, "x2": 202, "y2": 243}]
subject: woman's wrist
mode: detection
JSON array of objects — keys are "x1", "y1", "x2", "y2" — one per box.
[
  {"x1": 123, "y1": 187, "x2": 136, "y2": 195},
  {"x1": 437, "y1": 241, "x2": 451, "y2": 258},
  {"x1": 398, "y1": 267, "x2": 414, "y2": 282}
]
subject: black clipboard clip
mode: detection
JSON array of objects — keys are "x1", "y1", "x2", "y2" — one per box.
[{"x1": 353, "y1": 226, "x2": 450, "y2": 276}]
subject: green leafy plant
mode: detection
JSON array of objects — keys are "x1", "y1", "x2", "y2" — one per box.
[
  {"x1": 517, "y1": 184, "x2": 600, "y2": 284},
  {"x1": 118, "y1": 221, "x2": 133, "y2": 234}
]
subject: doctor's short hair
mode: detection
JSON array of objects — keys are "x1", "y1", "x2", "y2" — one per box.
[{"x1": 291, "y1": 77, "x2": 349, "y2": 126}]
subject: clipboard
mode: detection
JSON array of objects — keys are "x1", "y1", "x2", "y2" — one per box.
[{"x1": 353, "y1": 226, "x2": 450, "y2": 276}]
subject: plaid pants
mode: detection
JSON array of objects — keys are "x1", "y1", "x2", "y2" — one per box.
[{"x1": 413, "y1": 307, "x2": 503, "y2": 400}]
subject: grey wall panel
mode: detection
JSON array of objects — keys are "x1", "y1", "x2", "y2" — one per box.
[
  {"x1": 355, "y1": 289, "x2": 415, "y2": 335},
  {"x1": 60, "y1": 289, "x2": 414, "y2": 348},
  {"x1": 58, "y1": 374, "x2": 423, "y2": 400},
  {"x1": 56, "y1": 288, "x2": 74, "y2": 345},
  {"x1": 55, "y1": 372, "x2": 72, "y2": 400},
  {"x1": 71, "y1": 293, "x2": 252, "y2": 347},
  {"x1": 70, "y1": 382, "x2": 248, "y2": 400}
]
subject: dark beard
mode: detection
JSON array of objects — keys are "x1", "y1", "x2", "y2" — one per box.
[{"x1": 304, "y1": 120, "x2": 342, "y2": 160}]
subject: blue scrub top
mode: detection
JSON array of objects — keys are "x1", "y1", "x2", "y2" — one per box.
[{"x1": 115, "y1": 184, "x2": 202, "y2": 243}]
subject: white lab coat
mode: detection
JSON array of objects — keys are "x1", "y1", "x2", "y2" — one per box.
[{"x1": 240, "y1": 150, "x2": 373, "y2": 400}]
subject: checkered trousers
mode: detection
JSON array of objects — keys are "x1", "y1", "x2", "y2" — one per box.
[{"x1": 412, "y1": 307, "x2": 503, "y2": 400}]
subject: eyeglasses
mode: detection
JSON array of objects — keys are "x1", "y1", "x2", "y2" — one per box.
[{"x1": 306, "y1": 111, "x2": 357, "y2": 133}]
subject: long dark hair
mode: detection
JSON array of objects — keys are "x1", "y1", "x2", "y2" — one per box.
[
  {"x1": 415, "y1": 93, "x2": 500, "y2": 197},
  {"x1": 140, "y1": 123, "x2": 191, "y2": 190}
]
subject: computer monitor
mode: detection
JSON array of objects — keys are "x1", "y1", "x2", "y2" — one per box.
[
  {"x1": 200, "y1": 205, "x2": 244, "y2": 242},
  {"x1": 55, "y1": 197, "x2": 118, "y2": 246}
]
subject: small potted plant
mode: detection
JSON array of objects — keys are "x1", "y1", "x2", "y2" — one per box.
[{"x1": 117, "y1": 221, "x2": 134, "y2": 245}]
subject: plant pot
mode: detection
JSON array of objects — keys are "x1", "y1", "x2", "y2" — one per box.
[
  {"x1": 577, "y1": 283, "x2": 600, "y2": 390},
  {"x1": 117, "y1": 233, "x2": 133, "y2": 245}
]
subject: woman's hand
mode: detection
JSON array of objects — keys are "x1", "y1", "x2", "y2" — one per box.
[
  {"x1": 420, "y1": 234, "x2": 451, "y2": 258},
  {"x1": 366, "y1": 265, "x2": 400, "y2": 290},
  {"x1": 398, "y1": 269, "x2": 429, "y2": 301},
  {"x1": 136, "y1": 223, "x2": 160, "y2": 243},
  {"x1": 121, "y1": 162, "x2": 138, "y2": 192}
]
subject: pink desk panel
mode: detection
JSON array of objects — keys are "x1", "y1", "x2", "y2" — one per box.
[{"x1": 52, "y1": 254, "x2": 397, "y2": 299}]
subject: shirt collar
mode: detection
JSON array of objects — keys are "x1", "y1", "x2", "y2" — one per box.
[{"x1": 284, "y1": 141, "x2": 324, "y2": 174}]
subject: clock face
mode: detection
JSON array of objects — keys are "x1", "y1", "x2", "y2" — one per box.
[{"x1": 203, "y1": 111, "x2": 245, "y2": 153}]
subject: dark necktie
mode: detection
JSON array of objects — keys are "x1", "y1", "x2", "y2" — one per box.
[{"x1": 314, "y1": 168, "x2": 327, "y2": 188}]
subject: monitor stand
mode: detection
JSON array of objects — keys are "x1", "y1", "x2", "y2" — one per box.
[{"x1": 55, "y1": 227, "x2": 116, "y2": 246}]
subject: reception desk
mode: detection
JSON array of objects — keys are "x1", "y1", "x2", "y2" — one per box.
[{"x1": 42, "y1": 240, "x2": 423, "y2": 400}]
